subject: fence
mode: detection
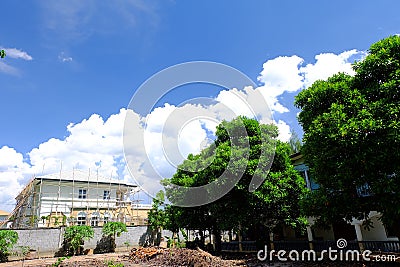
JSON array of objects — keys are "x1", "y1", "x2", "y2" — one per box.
[
  {"x1": 221, "y1": 240, "x2": 400, "y2": 253},
  {"x1": 360, "y1": 241, "x2": 400, "y2": 253},
  {"x1": 221, "y1": 241, "x2": 257, "y2": 252}
]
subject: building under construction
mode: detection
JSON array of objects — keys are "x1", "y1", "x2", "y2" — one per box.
[{"x1": 2, "y1": 170, "x2": 151, "y2": 229}]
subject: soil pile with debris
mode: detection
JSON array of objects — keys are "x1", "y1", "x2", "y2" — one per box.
[{"x1": 129, "y1": 247, "x2": 245, "y2": 267}]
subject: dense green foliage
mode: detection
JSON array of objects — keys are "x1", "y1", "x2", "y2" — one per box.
[
  {"x1": 295, "y1": 35, "x2": 400, "y2": 231},
  {"x1": 0, "y1": 50, "x2": 5, "y2": 58},
  {"x1": 63, "y1": 225, "x2": 94, "y2": 255},
  {"x1": 102, "y1": 222, "x2": 127, "y2": 239},
  {"x1": 149, "y1": 117, "x2": 306, "y2": 250},
  {"x1": 0, "y1": 230, "x2": 18, "y2": 262}
]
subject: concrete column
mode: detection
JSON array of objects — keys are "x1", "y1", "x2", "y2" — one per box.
[
  {"x1": 269, "y1": 232, "x2": 274, "y2": 250},
  {"x1": 353, "y1": 223, "x2": 364, "y2": 251},
  {"x1": 354, "y1": 223, "x2": 363, "y2": 241},
  {"x1": 58, "y1": 226, "x2": 64, "y2": 250},
  {"x1": 306, "y1": 226, "x2": 314, "y2": 250}
]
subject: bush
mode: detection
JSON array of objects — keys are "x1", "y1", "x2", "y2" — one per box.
[
  {"x1": 101, "y1": 222, "x2": 127, "y2": 253},
  {"x1": 0, "y1": 230, "x2": 18, "y2": 262},
  {"x1": 56, "y1": 225, "x2": 94, "y2": 256}
]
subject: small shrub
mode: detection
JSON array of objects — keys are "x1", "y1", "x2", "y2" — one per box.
[
  {"x1": 52, "y1": 256, "x2": 70, "y2": 267},
  {"x1": 12, "y1": 245, "x2": 30, "y2": 260},
  {"x1": 165, "y1": 236, "x2": 186, "y2": 248},
  {"x1": 104, "y1": 258, "x2": 124, "y2": 267},
  {"x1": 56, "y1": 225, "x2": 94, "y2": 256},
  {"x1": 123, "y1": 241, "x2": 130, "y2": 251},
  {"x1": 0, "y1": 230, "x2": 18, "y2": 262}
]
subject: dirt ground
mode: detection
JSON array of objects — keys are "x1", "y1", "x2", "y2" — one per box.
[
  {"x1": 0, "y1": 248, "x2": 398, "y2": 267},
  {"x1": 0, "y1": 252, "x2": 139, "y2": 267}
]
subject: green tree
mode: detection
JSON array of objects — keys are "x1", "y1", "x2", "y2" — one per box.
[
  {"x1": 0, "y1": 230, "x2": 18, "y2": 262},
  {"x1": 102, "y1": 222, "x2": 127, "y2": 252},
  {"x1": 0, "y1": 50, "x2": 5, "y2": 59},
  {"x1": 147, "y1": 191, "x2": 167, "y2": 233},
  {"x1": 161, "y1": 117, "x2": 306, "y2": 251},
  {"x1": 295, "y1": 35, "x2": 400, "y2": 235},
  {"x1": 147, "y1": 191, "x2": 185, "y2": 247},
  {"x1": 63, "y1": 225, "x2": 94, "y2": 255}
]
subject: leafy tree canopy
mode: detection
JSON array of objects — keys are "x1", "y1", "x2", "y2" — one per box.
[
  {"x1": 102, "y1": 221, "x2": 127, "y2": 238},
  {"x1": 150, "y1": 116, "x2": 306, "y2": 249},
  {"x1": 295, "y1": 35, "x2": 400, "y2": 229}
]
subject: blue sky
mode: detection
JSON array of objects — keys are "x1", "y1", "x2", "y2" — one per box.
[{"x1": 1, "y1": 0, "x2": 400, "y2": 210}]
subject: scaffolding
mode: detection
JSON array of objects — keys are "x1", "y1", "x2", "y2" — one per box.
[{"x1": 0, "y1": 169, "x2": 147, "y2": 229}]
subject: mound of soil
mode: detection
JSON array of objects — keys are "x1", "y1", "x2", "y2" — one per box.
[{"x1": 129, "y1": 247, "x2": 245, "y2": 266}]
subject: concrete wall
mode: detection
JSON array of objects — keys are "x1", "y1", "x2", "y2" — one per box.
[
  {"x1": 5, "y1": 226, "x2": 170, "y2": 256},
  {"x1": 8, "y1": 228, "x2": 63, "y2": 255},
  {"x1": 361, "y1": 216, "x2": 388, "y2": 241}
]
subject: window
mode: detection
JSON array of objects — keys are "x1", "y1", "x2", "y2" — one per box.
[
  {"x1": 356, "y1": 183, "x2": 372, "y2": 197},
  {"x1": 294, "y1": 164, "x2": 320, "y2": 191},
  {"x1": 104, "y1": 212, "x2": 111, "y2": 224},
  {"x1": 116, "y1": 191, "x2": 123, "y2": 202},
  {"x1": 78, "y1": 189, "x2": 87, "y2": 199},
  {"x1": 103, "y1": 190, "x2": 110, "y2": 200},
  {"x1": 77, "y1": 212, "x2": 86, "y2": 225},
  {"x1": 90, "y1": 212, "x2": 100, "y2": 227}
]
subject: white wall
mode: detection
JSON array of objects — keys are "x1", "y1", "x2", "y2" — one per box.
[{"x1": 361, "y1": 216, "x2": 388, "y2": 241}]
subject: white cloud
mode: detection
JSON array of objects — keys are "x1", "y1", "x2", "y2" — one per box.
[
  {"x1": 0, "y1": 109, "x2": 131, "y2": 211},
  {"x1": 257, "y1": 56, "x2": 304, "y2": 114},
  {"x1": 275, "y1": 120, "x2": 291, "y2": 142},
  {"x1": 0, "y1": 62, "x2": 18, "y2": 75},
  {"x1": 258, "y1": 56, "x2": 305, "y2": 92},
  {"x1": 256, "y1": 50, "x2": 364, "y2": 115},
  {"x1": 58, "y1": 52, "x2": 73, "y2": 62},
  {"x1": 0, "y1": 47, "x2": 33, "y2": 75},
  {"x1": 29, "y1": 110, "x2": 126, "y2": 177},
  {"x1": 0, "y1": 146, "x2": 34, "y2": 211},
  {"x1": 2, "y1": 48, "x2": 33, "y2": 61},
  {"x1": 300, "y1": 50, "x2": 359, "y2": 88}
]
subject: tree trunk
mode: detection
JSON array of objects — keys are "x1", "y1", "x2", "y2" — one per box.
[
  {"x1": 212, "y1": 228, "x2": 222, "y2": 253},
  {"x1": 199, "y1": 230, "x2": 205, "y2": 249},
  {"x1": 172, "y1": 231, "x2": 177, "y2": 248},
  {"x1": 238, "y1": 223, "x2": 243, "y2": 252}
]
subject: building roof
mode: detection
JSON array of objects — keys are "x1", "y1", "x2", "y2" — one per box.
[
  {"x1": 35, "y1": 169, "x2": 137, "y2": 187},
  {"x1": 0, "y1": 210, "x2": 10, "y2": 216}
]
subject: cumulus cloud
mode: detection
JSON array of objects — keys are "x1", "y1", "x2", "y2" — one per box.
[
  {"x1": 1, "y1": 49, "x2": 366, "y2": 211},
  {"x1": 300, "y1": 50, "x2": 360, "y2": 88},
  {"x1": 275, "y1": 120, "x2": 291, "y2": 142},
  {"x1": 257, "y1": 50, "x2": 364, "y2": 115},
  {"x1": 126, "y1": 86, "x2": 273, "y2": 197},
  {"x1": 0, "y1": 110, "x2": 131, "y2": 211},
  {"x1": 0, "y1": 146, "x2": 34, "y2": 211},
  {"x1": 257, "y1": 56, "x2": 304, "y2": 113},
  {"x1": 0, "y1": 47, "x2": 33, "y2": 75},
  {"x1": 29, "y1": 110, "x2": 127, "y2": 177}
]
